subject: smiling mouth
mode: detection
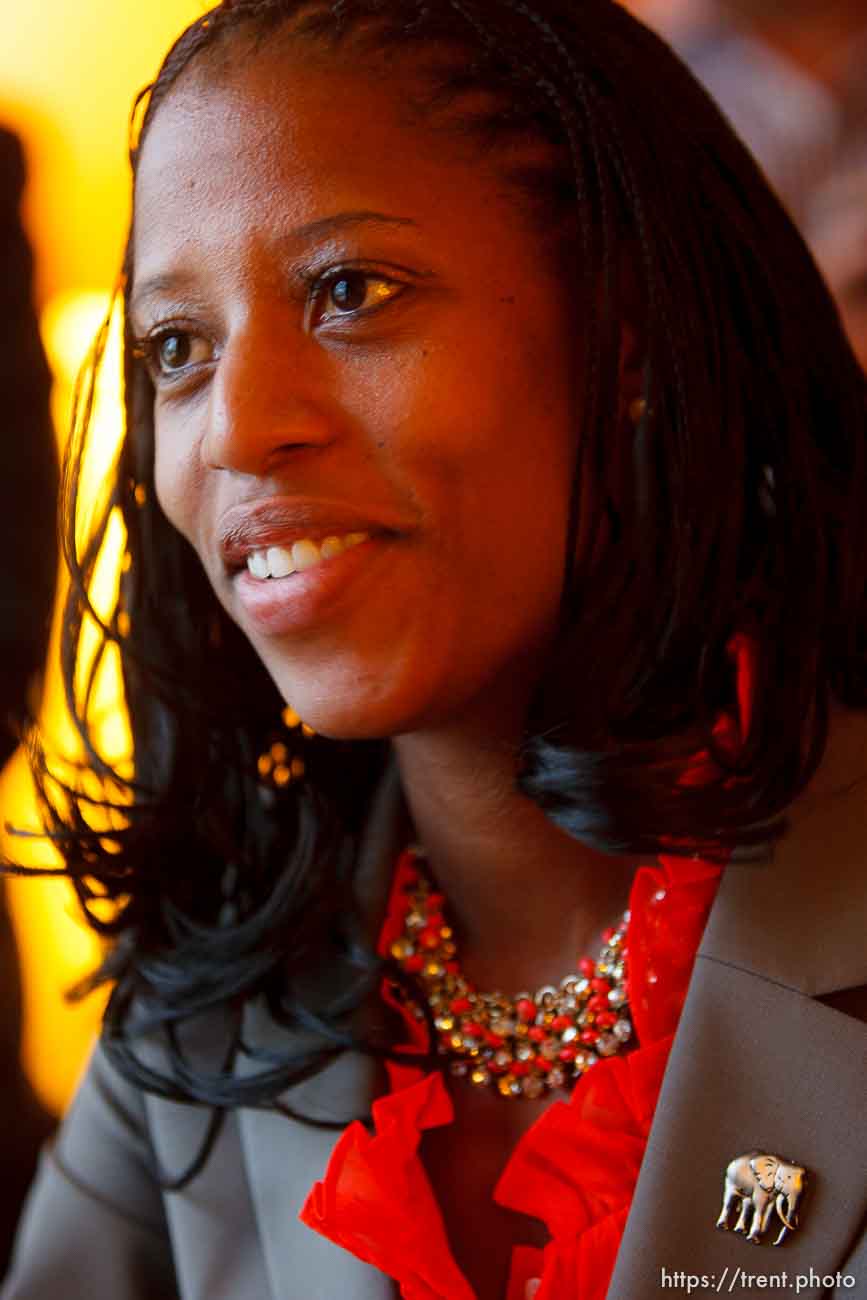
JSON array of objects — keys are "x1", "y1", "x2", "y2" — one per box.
[{"x1": 245, "y1": 530, "x2": 370, "y2": 579}]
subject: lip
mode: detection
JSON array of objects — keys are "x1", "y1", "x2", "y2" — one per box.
[
  {"x1": 218, "y1": 495, "x2": 409, "y2": 572},
  {"x1": 233, "y1": 533, "x2": 393, "y2": 636}
]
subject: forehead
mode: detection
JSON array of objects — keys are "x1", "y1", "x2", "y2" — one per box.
[
  {"x1": 134, "y1": 53, "x2": 387, "y2": 215},
  {"x1": 131, "y1": 40, "x2": 562, "y2": 290},
  {"x1": 137, "y1": 47, "x2": 465, "y2": 251}
]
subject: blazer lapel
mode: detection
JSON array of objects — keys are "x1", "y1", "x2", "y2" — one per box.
[
  {"x1": 235, "y1": 1037, "x2": 395, "y2": 1300},
  {"x1": 609, "y1": 737, "x2": 867, "y2": 1298},
  {"x1": 607, "y1": 957, "x2": 867, "y2": 1297},
  {"x1": 139, "y1": 1006, "x2": 275, "y2": 1300}
]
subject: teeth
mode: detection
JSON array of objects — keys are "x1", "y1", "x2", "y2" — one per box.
[
  {"x1": 266, "y1": 546, "x2": 296, "y2": 578},
  {"x1": 291, "y1": 539, "x2": 321, "y2": 571},
  {"x1": 246, "y1": 531, "x2": 369, "y2": 579},
  {"x1": 320, "y1": 535, "x2": 345, "y2": 560},
  {"x1": 247, "y1": 550, "x2": 269, "y2": 579}
]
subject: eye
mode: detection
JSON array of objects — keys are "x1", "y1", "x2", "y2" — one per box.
[
  {"x1": 134, "y1": 328, "x2": 214, "y2": 380},
  {"x1": 313, "y1": 269, "x2": 404, "y2": 324}
]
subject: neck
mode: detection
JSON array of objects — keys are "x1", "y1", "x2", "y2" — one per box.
[{"x1": 392, "y1": 721, "x2": 638, "y2": 993}]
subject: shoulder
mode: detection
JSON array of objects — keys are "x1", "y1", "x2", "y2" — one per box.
[
  {"x1": 1, "y1": 1039, "x2": 178, "y2": 1300},
  {"x1": 700, "y1": 703, "x2": 867, "y2": 1000}
]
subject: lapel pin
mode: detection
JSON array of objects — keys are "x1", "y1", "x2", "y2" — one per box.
[{"x1": 716, "y1": 1151, "x2": 808, "y2": 1246}]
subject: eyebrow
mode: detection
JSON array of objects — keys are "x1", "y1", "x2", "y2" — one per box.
[
  {"x1": 291, "y1": 210, "x2": 419, "y2": 242},
  {"x1": 128, "y1": 210, "x2": 419, "y2": 321}
]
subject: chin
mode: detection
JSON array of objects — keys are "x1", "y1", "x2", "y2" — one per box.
[
  {"x1": 250, "y1": 618, "x2": 458, "y2": 734},
  {"x1": 266, "y1": 670, "x2": 414, "y2": 742}
]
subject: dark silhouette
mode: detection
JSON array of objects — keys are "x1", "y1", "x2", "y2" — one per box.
[
  {"x1": 0, "y1": 124, "x2": 58, "y2": 1275},
  {"x1": 0, "y1": 126, "x2": 57, "y2": 758}
]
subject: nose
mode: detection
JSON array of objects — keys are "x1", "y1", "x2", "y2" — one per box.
[{"x1": 202, "y1": 315, "x2": 335, "y2": 476}]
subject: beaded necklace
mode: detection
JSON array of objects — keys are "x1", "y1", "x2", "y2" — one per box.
[{"x1": 387, "y1": 845, "x2": 633, "y2": 1100}]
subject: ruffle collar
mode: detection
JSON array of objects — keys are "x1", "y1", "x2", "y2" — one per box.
[{"x1": 301, "y1": 852, "x2": 721, "y2": 1299}]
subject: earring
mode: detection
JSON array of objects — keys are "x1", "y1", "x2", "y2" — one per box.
[
  {"x1": 628, "y1": 397, "x2": 648, "y2": 425},
  {"x1": 758, "y1": 464, "x2": 776, "y2": 518},
  {"x1": 257, "y1": 705, "x2": 315, "y2": 793}
]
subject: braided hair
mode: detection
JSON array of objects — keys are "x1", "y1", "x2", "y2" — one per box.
[{"x1": 24, "y1": 0, "x2": 866, "y2": 1181}]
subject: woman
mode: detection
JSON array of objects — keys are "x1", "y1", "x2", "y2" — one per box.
[{"x1": 4, "y1": 1, "x2": 866, "y2": 1297}]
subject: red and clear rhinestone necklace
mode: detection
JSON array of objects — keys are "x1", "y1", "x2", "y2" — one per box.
[{"x1": 388, "y1": 845, "x2": 633, "y2": 1100}]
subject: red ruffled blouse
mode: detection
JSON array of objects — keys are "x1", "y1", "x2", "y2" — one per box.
[
  {"x1": 300, "y1": 849, "x2": 722, "y2": 1299},
  {"x1": 300, "y1": 631, "x2": 755, "y2": 1300}
]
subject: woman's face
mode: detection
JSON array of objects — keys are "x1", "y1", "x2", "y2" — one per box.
[{"x1": 131, "y1": 41, "x2": 580, "y2": 741}]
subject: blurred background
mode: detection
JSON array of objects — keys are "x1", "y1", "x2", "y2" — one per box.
[{"x1": 0, "y1": 0, "x2": 864, "y2": 1270}]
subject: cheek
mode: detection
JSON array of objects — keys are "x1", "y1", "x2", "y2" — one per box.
[
  {"x1": 402, "y1": 376, "x2": 573, "y2": 643},
  {"x1": 153, "y1": 420, "x2": 203, "y2": 550}
]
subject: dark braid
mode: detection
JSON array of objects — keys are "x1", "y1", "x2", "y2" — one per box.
[{"x1": 22, "y1": 0, "x2": 867, "y2": 1183}]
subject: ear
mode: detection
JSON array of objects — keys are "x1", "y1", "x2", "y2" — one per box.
[{"x1": 750, "y1": 1155, "x2": 779, "y2": 1193}]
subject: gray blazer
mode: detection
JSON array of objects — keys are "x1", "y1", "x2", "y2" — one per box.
[{"x1": 3, "y1": 738, "x2": 866, "y2": 1299}]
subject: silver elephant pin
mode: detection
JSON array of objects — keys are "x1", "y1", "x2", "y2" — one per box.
[{"x1": 716, "y1": 1152, "x2": 808, "y2": 1246}]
